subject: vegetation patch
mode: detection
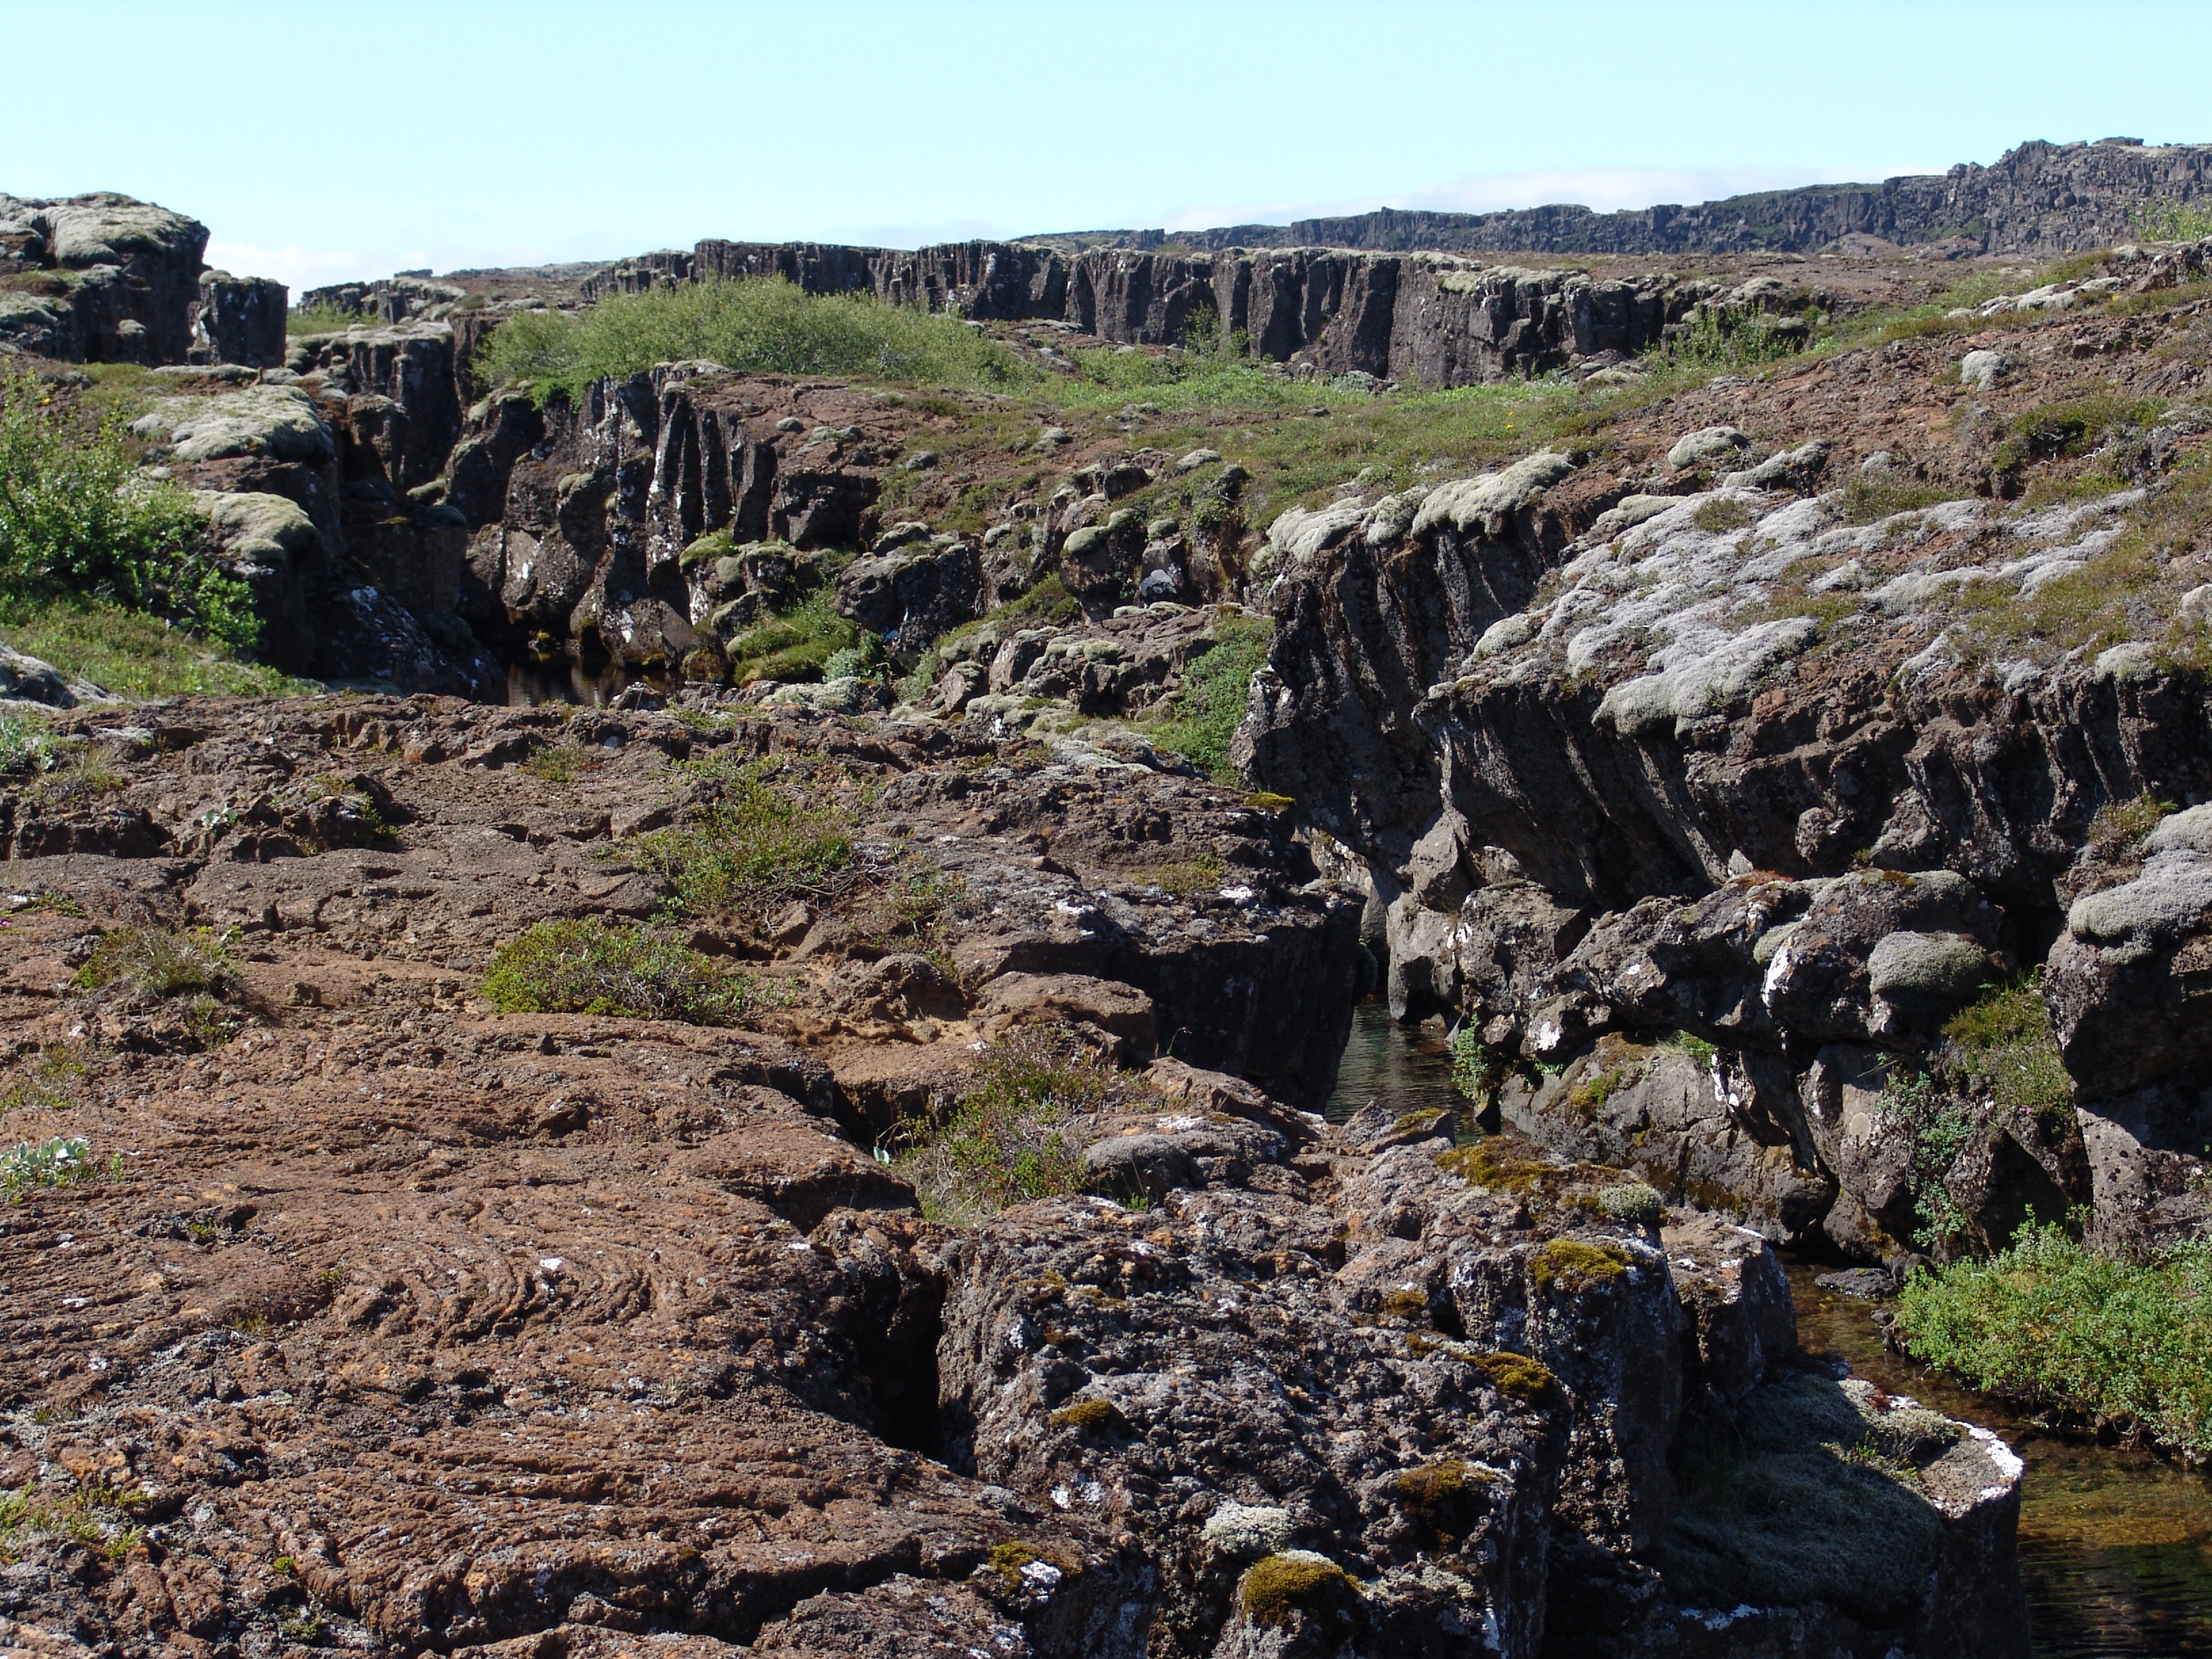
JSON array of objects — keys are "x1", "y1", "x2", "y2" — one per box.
[
  {"x1": 1940, "y1": 972, "x2": 2072, "y2": 1128},
  {"x1": 1, "y1": 1136, "x2": 118, "y2": 1202},
  {"x1": 1238, "y1": 1552, "x2": 1361, "y2": 1626},
  {"x1": 1391, "y1": 1107, "x2": 1448, "y2": 1136},
  {"x1": 1047, "y1": 1397, "x2": 1128, "y2": 1435},
  {"x1": 722, "y1": 590, "x2": 863, "y2": 685},
  {"x1": 0, "y1": 716, "x2": 62, "y2": 776},
  {"x1": 1875, "y1": 1069, "x2": 1976, "y2": 1249},
  {"x1": 1145, "y1": 613, "x2": 1274, "y2": 781},
  {"x1": 0, "y1": 1044, "x2": 89, "y2": 1116},
  {"x1": 0, "y1": 1480, "x2": 146, "y2": 1563},
  {"x1": 1435, "y1": 1136, "x2": 1551, "y2": 1193},
  {"x1": 1838, "y1": 474, "x2": 1969, "y2": 525},
  {"x1": 480, "y1": 278, "x2": 1031, "y2": 405},
  {"x1": 1896, "y1": 1225, "x2": 2212, "y2": 1456},
  {"x1": 1692, "y1": 496, "x2": 1754, "y2": 532},
  {"x1": 632, "y1": 752, "x2": 854, "y2": 922},
  {"x1": 479, "y1": 918, "x2": 753, "y2": 1024},
  {"x1": 1474, "y1": 1350, "x2": 1557, "y2": 1404},
  {"x1": 984, "y1": 1538, "x2": 1078, "y2": 1590},
  {"x1": 893, "y1": 1025, "x2": 1113, "y2": 1223},
  {"x1": 1598, "y1": 1183, "x2": 1665, "y2": 1227},
  {"x1": 0, "y1": 598, "x2": 306, "y2": 699},
  {"x1": 1530, "y1": 1237, "x2": 1633, "y2": 1290},
  {"x1": 1393, "y1": 1459, "x2": 1486, "y2": 1525},
  {"x1": 2085, "y1": 792, "x2": 2175, "y2": 863},
  {"x1": 1991, "y1": 392, "x2": 2163, "y2": 474},
  {"x1": 77, "y1": 926, "x2": 237, "y2": 1000},
  {"x1": 0, "y1": 373, "x2": 258, "y2": 651}
]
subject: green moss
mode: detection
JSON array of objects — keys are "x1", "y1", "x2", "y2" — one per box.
[
  {"x1": 1393, "y1": 1459, "x2": 1488, "y2": 1525},
  {"x1": 479, "y1": 918, "x2": 752, "y2": 1025},
  {"x1": 1529, "y1": 1237, "x2": 1632, "y2": 1290},
  {"x1": 1048, "y1": 1397, "x2": 1126, "y2": 1434},
  {"x1": 1391, "y1": 1107, "x2": 1448, "y2": 1136},
  {"x1": 1237, "y1": 1553, "x2": 1360, "y2": 1626},
  {"x1": 1380, "y1": 1288, "x2": 1431, "y2": 1320},
  {"x1": 1435, "y1": 1137, "x2": 1550, "y2": 1193},
  {"x1": 679, "y1": 527, "x2": 735, "y2": 569},
  {"x1": 1474, "y1": 1351, "x2": 1557, "y2": 1404},
  {"x1": 984, "y1": 1539, "x2": 1078, "y2": 1590}
]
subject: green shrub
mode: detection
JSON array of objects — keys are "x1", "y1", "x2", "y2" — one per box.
[
  {"x1": 0, "y1": 1136, "x2": 117, "y2": 1202},
  {"x1": 1896, "y1": 1225, "x2": 2212, "y2": 1455},
  {"x1": 1148, "y1": 613, "x2": 1273, "y2": 782},
  {"x1": 76, "y1": 926, "x2": 237, "y2": 999},
  {"x1": 631, "y1": 754, "x2": 853, "y2": 919},
  {"x1": 0, "y1": 373, "x2": 253, "y2": 649},
  {"x1": 2134, "y1": 201, "x2": 2212, "y2": 242},
  {"x1": 1692, "y1": 497, "x2": 1754, "y2": 532},
  {"x1": 1940, "y1": 972, "x2": 2072, "y2": 1126},
  {"x1": 724, "y1": 590, "x2": 861, "y2": 685},
  {"x1": 479, "y1": 918, "x2": 750, "y2": 1024},
  {"x1": 1653, "y1": 304, "x2": 1810, "y2": 373},
  {"x1": 894, "y1": 1026, "x2": 1110, "y2": 1223},
  {"x1": 1876, "y1": 1069, "x2": 1975, "y2": 1248},
  {"x1": 1990, "y1": 392, "x2": 2161, "y2": 474},
  {"x1": 0, "y1": 716, "x2": 61, "y2": 775},
  {"x1": 2086, "y1": 793, "x2": 2175, "y2": 861},
  {"x1": 1598, "y1": 1183, "x2": 1664, "y2": 1227},
  {"x1": 478, "y1": 278, "x2": 1031, "y2": 404}
]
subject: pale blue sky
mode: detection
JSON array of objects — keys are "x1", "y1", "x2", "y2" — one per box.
[{"x1": 9, "y1": 1, "x2": 2206, "y2": 290}]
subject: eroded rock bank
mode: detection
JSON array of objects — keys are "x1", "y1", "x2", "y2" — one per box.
[{"x1": 0, "y1": 692, "x2": 2023, "y2": 1659}]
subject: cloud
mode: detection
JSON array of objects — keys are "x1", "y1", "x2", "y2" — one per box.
[{"x1": 1160, "y1": 160, "x2": 1942, "y2": 234}]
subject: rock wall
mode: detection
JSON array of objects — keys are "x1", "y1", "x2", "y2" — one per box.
[
  {"x1": 1069, "y1": 137, "x2": 2212, "y2": 258},
  {"x1": 581, "y1": 239, "x2": 1716, "y2": 385}
]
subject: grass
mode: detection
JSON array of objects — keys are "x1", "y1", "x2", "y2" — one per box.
[
  {"x1": 77, "y1": 927, "x2": 237, "y2": 999},
  {"x1": 521, "y1": 742, "x2": 604, "y2": 784},
  {"x1": 1145, "y1": 612, "x2": 1273, "y2": 781},
  {"x1": 1990, "y1": 392, "x2": 2163, "y2": 475},
  {"x1": 2086, "y1": 793, "x2": 2175, "y2": 862},
  {"x1": 0, "y1": 597, "x2": 310, "y2": 699},
  {"x1": 0, "y1": 1479, "x2": 146, "y2": 1563},
  {"x1": 1940, "y1": 972, "x2": 2072, "y2": 1128},
  {"x1": 893, "y1": 1026, "x2": 1110, "y2": 1223},
  {"x1": 0, "y1": 1136, "x2": 118, "y2": 1202},
  {"x1": 1837, "y1": 474, "x2": 1970, "y2": 525},
  {"x1": 630, "y1": 752, "x2": 854, "y2": 921},
  {"x1": 287, "y1": 303, "x2": 376, "y2": 336},
  {"x1": 722, "y1": 589, "x2": 863, "y2": 685},
  {"x1": 478, "y1": 278, "x2": 1031, "y2": 405},
  {"x1": 0, "y1": 1044, "x2": 89, "y2": 1115},
  {"x1": 0, "y1": 715, "x2": 62, "y2": 775},
  {"x1": 1896, "y1": 1225, "x2": 2212, "y2": 1456},
  {"x1": 479, "y1": 918, "x2": 753, "y2": 1024}
]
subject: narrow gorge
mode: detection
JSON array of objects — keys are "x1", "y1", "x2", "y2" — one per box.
[{"x1": 2, "y1": 136, "x2": 2212, "y2": 1657}]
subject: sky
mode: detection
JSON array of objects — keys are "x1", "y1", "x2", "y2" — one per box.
[{"x1": 7, "y1": 1, "x2": 2210, "y2": 292}]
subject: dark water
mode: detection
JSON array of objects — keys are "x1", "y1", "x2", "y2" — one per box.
[
  {"x1": 1326, "y1": 998, "x2": 2212, "y2": 1657},
  {"x1": 501, "y1": 655, "x2": 666, "y2": 707},
  {"x1": 1321, "y1": 1000, "x2": 1463, "y2": 1125}
]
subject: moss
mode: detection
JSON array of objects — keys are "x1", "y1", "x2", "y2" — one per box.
[
  {"x1": 1048, "y1": 1397, "x2": 1127, "y2": 1435},
  {"x1": 1244, "y1": 791, "x2": 1295, "y2": 812},
  {"x1": 1435, "y1": 1137, "x2": 1550, "y2": 1193},
  {"x1": 1237, "y1": 1552, "x2": 1360, "y2": 1626},
  {"x1": 1530, "y1": 1237, "x2": 1632, "y2": 1290},
  {"x1": 1393, "y1": 1458, "x2": 1489, "y2": 1525},
  {"x1": 1379, "y1": 1288, "x2": 1431, "y2": 1320},
  {"x1": 1391, "y1": 1107, "x2": 1448, "y2": 1136},
  {"x1": 985, "y1": 1539, "x2": 1077, "y2": 1590},
  {"x1": 679, "y1": 527, "x2": 735, "y2": 569},
  {"x1": 1474, "y1": 1351, "x2": 1557, "y2": 1404}
]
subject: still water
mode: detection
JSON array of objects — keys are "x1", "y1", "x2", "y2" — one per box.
[{"x1": 1326, "y1": 999, "x2": 2212, "y2": 1658}]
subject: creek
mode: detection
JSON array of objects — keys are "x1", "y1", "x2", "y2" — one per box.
[{"x1": 1323, "y1": 998, "x2": 2212, "y2": 1658}]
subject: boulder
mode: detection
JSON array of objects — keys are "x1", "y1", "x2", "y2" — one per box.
[
  {"x1": 191, "y1": 272, "x2": 287, "y2": 368},
  {"x1": 1665, "y1": 425, "x2": 1750, "y2": 470}
]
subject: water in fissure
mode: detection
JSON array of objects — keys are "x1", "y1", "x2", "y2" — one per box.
[{"x1": 1325, "y1": 998, "x2": 2212, "y2": 1658}]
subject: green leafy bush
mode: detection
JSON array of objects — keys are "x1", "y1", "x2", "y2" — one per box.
[
  {"x1": 480, "y1": 917, "x2": 750, "y2": 1024},
  {"x1": 478, "y1": 279, "x2": 1031, "y2": 404},
  {"x1": 0, "y1": 373, "x2": 253, "y2": 649},
  {"x1": 0, "y1": 1136, "x2": 116, "y2": 1202},
  {"x1": 1149, "y1": 613, "x2": 1273, "y2": 781},
  {"x1": 1876, "y1": 1069, "x2": 1975, "y2": 1248},
  {"x1": 894, "y1": 1027, "x2": 1110, "y2": 1223},
  {"x1": 1896, "y1": 1225, "x2": 2212, "y2": 1455},
  {"x1": 632, "y1": 754, "x2": 853, "y2": 919}
]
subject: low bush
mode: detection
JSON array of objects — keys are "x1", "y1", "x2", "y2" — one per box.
[
  {"x1": 0, "y1": 1136, "x2": 117, "y2": 1202},
  {"x1": 724, "y1": 590, "x2": 861, "y2": 685},
  {"x1": 478, "y1": 278, "x2": 1031, "y2": 405},
  {"x1": 0, "y1": 373, "x2": 255, "y2": 649},
  {"x1": 1940, "y1": 972, "x2": 2072, "y2": 1127},
  {"x1": 1147, "y1": 613, "x2": 1273, "y2": 781},
  {"x1": 631, "y1": 754, "x2": 854, "y2": 920},
  {"x1": 1990, "y1": 392, "x2": 2162, "y2": 474},
  {"x1": 479, "y1": 917, "x2": 751, "y2": 1024},
  {"x1": 76, "y1": 926, "x2": 237, "y2": 999},
  {"x1": 893, "y1": 1026, "x2": 1110, "y2": 1223},
  {"x1": 1896, "y1": 1225, "x2": 2212, "y2": 1456}
]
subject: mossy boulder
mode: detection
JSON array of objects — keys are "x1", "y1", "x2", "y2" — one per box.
[
  {"x1": 1237, "y1": 1551, "x2": 1360, "y2": 1628},
  {"x1": 135, "y1": 385, "x2": 335, "y2": 464}
]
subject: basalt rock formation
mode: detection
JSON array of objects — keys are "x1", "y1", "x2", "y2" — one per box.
[
  {"x1": 1044, "y1": 136, "x2": 2212, "y2": 259},
  {"x1": 0, "y1": 693, "x2": 2022, "y2": 1659}
]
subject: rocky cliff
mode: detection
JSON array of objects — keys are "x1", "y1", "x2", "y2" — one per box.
[{"x1": 1046, "y1": 137, "x2": 2212, "y2": 258}]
